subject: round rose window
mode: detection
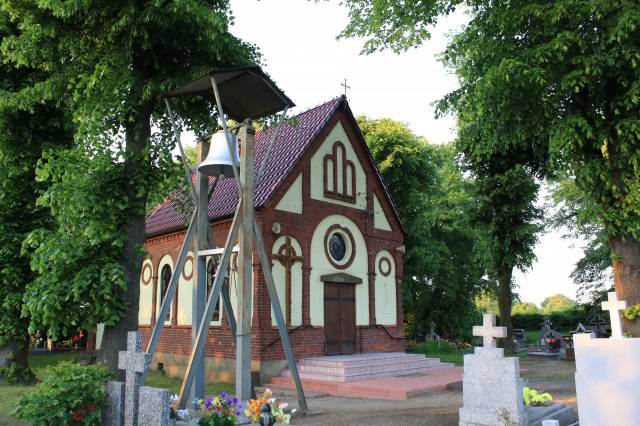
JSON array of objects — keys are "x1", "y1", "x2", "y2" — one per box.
[{"x1": 328, "y1": 233, "x2": 347, "y2": 261}]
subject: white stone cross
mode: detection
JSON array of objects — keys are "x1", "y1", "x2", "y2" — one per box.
[
  {"x1": 602, "y1": 291, "x2": 627, "y2": 339},
  {"x1": 118, "y1": 332, "x2": 152, "y2": 426},
  {"x1": 473, "y1": 313, "x2": 507, "y2": 348}
]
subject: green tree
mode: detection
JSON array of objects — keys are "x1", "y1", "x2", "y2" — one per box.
[
  {"x1": 358, "y1": 116, "x2": 485, "y2": 338},
  {"x1": 550, "y1": 178, "x2": 612, "y2": 303},
  {"x1": 2, "y1": 0, "x2": 259, "y2": 373},
  {"x1": 540, "y1": 294, "x2": 577, "y2": 314},
  {"x1": 512, "y1": 302, "x2": 539, "y2": 315},
  {"x1": 340, "y1": 0, "x2": 640, "y2": 335},
  {"x1": 0, "y1": 13, "x2": 72, "y2": 383}
]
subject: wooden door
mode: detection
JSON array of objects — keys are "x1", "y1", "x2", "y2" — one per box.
[{"x1": 324, "y1": 283, "x2": 356, "y2": 355}]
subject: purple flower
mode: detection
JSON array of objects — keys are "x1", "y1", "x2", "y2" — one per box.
[
  {"x1": 237, "y1": 403, "x2": 242, "y2": 409},
  {"x1": 232, "y1": 397, "x2": 238, "y2": 404},
  {"x1": 220, "y1": 391, "x2": 227, "y2": 398}
]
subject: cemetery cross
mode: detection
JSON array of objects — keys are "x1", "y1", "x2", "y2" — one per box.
[
  {"x1": 601, "y1": 291, "x2": 627, "y2": 339},
  {"x1": 118, "y1": 332, "x2": 152, "y2": 426},
  {"x1": 473, "y1": 313, "x2": 507, "y2": 348}
]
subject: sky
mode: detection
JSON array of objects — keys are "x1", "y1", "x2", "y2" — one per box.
[{"x1": 220, "y1": 0, "x2": 584, "y2": 305}]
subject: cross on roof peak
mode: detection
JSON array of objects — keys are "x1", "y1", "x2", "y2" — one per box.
[
  {"x1": 341, "y1": 78, "x2": 350, "y2": 97},
  {"x1": 602, "y1": 291, "x2": 627, "y2": 339},
  {"x1": 473, "y1": 313, "x2": 507, "y2": 348}
]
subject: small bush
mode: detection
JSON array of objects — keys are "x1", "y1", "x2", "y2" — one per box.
[
  {"x1": 13, "y1": 361, "x2": 111, "y2": 425},
  {"x1": 415, "y1": 340, "x2": 454, "y2": 354}
]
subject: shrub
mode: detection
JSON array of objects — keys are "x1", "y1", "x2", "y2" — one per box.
[{"x1": 13, "y1": 362, "x2": 111, "y2": 425}]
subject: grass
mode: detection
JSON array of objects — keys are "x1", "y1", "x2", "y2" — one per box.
[
  {"x1": 0, "y1": 351, "x2": 234, "y2": 422},
  {"x1": 413, "y1": 340, "x2": 470, "y2": 365}
]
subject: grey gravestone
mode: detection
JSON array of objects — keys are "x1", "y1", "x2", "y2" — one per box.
[
  {"x1": 102, "y1": 332, "x2": 175, "y2": 426},
  {"x1": 539, "y1": 318, "x2": 553, "y2": 346},
  {"x1": 118, "y1": 332, "x2": 152, "y2": 426},
  {"x1": 459, "y1": 314, "x2": 527, "y2": 426},
  {"x1": 512, "y1": 329, "x2": 526, "y2": 352},
  {"x1": 588, "y1": 314, "x2": 608, "y2": 337},
  {"x1": 138, "y1": 386, "x2": 172, "y2": 426},
  {"x1": 103, "y1": 380, "x2": 125, "y2": 426}
]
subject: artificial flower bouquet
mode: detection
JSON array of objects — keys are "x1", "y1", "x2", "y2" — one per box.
[
  {"x1": 197, "y1": 391, "x2": 243, "y2": 426},
  {"x1": 245, "y1": 388, "x2": 295, "y2": 424}
]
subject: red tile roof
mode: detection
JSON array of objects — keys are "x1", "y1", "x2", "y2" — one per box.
[{"x1": 145, "y1": 96, "x2": 345, "y2": 238}]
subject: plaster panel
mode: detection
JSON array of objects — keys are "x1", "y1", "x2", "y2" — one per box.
[
  {"x1": 156, "y1": 254, "x2": 174, "y2": 325},
  {"x1": 373, "y1": 194, "x2": 392, "y2": 231},
  {"x1": 271, "y1": 236, "x2": 303, "y2": 326},
  {"x1": 374, "y1": 250, "x2": 396, "y2": 325},
  {"x1": 310, "y1": 214, "x2": 369, "y2": 326},
  {"x1": 176, "y1": 251, "x2": 193, "y2": 325},
  {"x1": 310, "y1": 122, "x2": 367, "y2": 210},
  {"x1": 139, "y1": 259, "x2": 154, "y2": 325},
  {"x1": 275, "y1": 173, "x2": 303, "y2": 214}
]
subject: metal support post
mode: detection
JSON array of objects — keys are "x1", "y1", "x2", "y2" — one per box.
[
  {"x1": 206, "y1": 229, "x2": 237, "y2": 337},
  {"x1": 236, "y1": 121, "x2": 255, "y2": 402},
  {"x1": 191, "y1": 145, "x2": 210, "y2": 401},
  {"x1": 251, "y1": 217, "x2": 308, "y2": 412},
  {"x1": 146, "y1": 209, "x2": 197, "y2": 359},
  {"x1": 178, "y1": 201, "x2": 243, "y2": 408}
]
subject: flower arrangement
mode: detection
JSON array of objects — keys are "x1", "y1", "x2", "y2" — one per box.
[
  {"x1": 523, "y1": 386, "x2": 553, "y2": 406},
  {"x1": 197, "y1": 390, "x2": 243, "y2": 426},
  {"x1": 245, "y1": 388, "x2": 295, "y2": 424}
]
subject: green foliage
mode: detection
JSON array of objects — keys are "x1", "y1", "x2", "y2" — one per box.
[
  {"x1": 0, "y1": 10, "x2": 73, "y2": 374},
  {"x1": 0, "y1": 363, "x2": 35, "y2": 386},
  {"x1": 623, "y1": 304, "x2": 640, "y2": 321},
  {"x1": 549, "y1": 178, "x2": 613, "y2": 302},
  {"x1": 541, "y1": 294, "x2": 577, "y2": 314},
  {"x1": 511, "y1": 309, "x2": 590, "y2": 331},
  {"x1": 358, "y1": 116, "x2": 485, "y2": 339},
  {"x1": 13, "y1": 362, "x2": 111, "y2": 425},
  {"x1": 23, "y1": 148, "x2": 130, "y2": 337},
  {"x1": 523, "y1": 386, "x2": 553, "y2": 406},
  {"x1": 512, "y1": 302, "x2": 539, "y2": 315},
  {"x1": 338, "y1": 0, "x2": 460, "y2": 54},
  {"x1": 475, "y1": 291, "x2": 499, "y2": 315},
  {"x1": 342, "y1": 0, "x2": 640, "y2": 336},
  {"x1": 1, "y1": 0, "x2": 259, "y2": 345}
]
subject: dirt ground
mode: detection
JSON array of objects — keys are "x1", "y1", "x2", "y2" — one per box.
[{"x1": 281, "y1": 357, "x2": 577, "y2": 426}]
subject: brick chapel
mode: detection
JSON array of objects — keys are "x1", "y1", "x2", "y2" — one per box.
[{"x1": 138, "y1": 95, "x2": 406, "y2": 383}]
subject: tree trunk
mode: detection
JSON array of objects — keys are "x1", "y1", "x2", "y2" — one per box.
[
  {"x1": 0, "y1": 335, "x2": 35, "y2": 385},
  {"x1": 96, "y1": 55, "x2": 154, "y2": 376},
  {"x1": 497, "y1": 266, "x2": 514, "y2": 353},
  {"x1": 609, "y1": 235, "x2": 640, "y2": 337}
]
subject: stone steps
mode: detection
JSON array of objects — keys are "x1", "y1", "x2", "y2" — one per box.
[
  {"x1": 268, "y1": 366, "x2": 464, "y2": 400},
  {"x1": 278, "y1": 352, "x2": 455, "y2": 383}
]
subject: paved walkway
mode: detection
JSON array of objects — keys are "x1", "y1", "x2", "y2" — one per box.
[{"x1": 275, "y1": 357, "x2": 577, "y2": 426}]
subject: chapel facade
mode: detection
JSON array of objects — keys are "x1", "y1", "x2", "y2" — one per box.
[{"x1": 138, "y1": 96, "x2": 406, "y2": 382}]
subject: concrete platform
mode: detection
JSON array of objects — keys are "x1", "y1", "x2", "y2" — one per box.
[{"x1": 268, "y1": 353, "x2": 462, "y2": 400}]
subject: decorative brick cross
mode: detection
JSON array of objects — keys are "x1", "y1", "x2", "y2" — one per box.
[
  {"x1": 473, "y1": 313, "x2": 507, "y2": 348},
  {"x1": 273, "y1": 237, "x2": 303, "y2": 326},
  {"x1": 118, "y1": 332, "x2": 152, "y2": 426},
  {"x1": 602, "y1": 291, "x2": 627, "y2": 339}
]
